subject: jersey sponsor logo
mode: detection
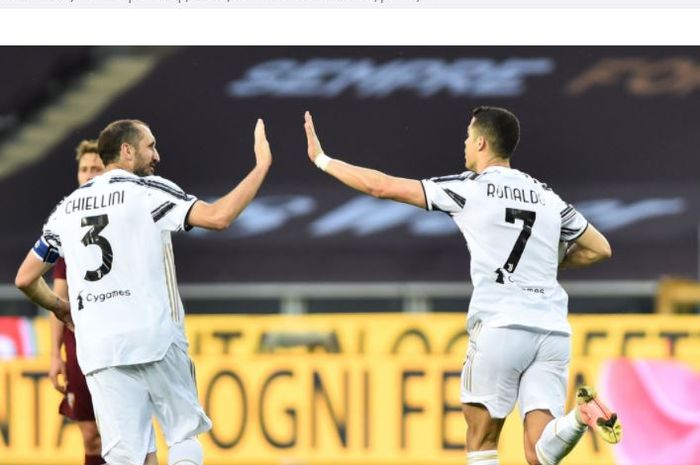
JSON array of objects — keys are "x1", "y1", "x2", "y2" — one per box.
[
  {"x1": 227, "y1": 58, "x2": 555, "y2": 98},
  {"x1": 76, "y1": 288, "x2": 132, "y2": 309},
  {"x1": 521, "y1": 287, "x2": 545, "y2": 294},
  {"x1": 494, "y1": 268, "x2": 514, "y2": 285}
]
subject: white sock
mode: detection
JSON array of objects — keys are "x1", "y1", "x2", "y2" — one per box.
[
  {"x1": 535, "y1": 409, "x2": 587, "y2": 465},
  {"x1": 168, "y1": 438, "x2": 203, "y2": 465},
  {"x1": 467, "y1": 449, "x2": 499, "y2": 465}
]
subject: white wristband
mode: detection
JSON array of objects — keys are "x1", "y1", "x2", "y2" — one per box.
[{"x1": 314, "y1": 153, "x2": 333, "y2": 172}]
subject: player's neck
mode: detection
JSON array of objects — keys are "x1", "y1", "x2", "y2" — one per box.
[
  {"x1": 104, "y1": 162, "x2": 133, "y2": 174},
  {"x1": 476, "y1": 155, "x2": 510, "y2": 173}
]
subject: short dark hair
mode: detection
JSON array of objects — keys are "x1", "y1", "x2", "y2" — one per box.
[
  {"x1": 471, "y1": 106, "x2": 520, "y2": 158},
  {"x1": 97, "y1": 119, "x2": 148, "y2": 165},
  {"x1": 74, "y1": 139, "x2": 99, "y2": 163}
]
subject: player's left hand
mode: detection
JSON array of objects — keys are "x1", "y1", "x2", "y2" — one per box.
[
  {"x1": 254, "y1": 118, "x2": 272, "y2": 170},
  {"x1": 304, "y1": 111, "x2": 325, "y2": 162}
]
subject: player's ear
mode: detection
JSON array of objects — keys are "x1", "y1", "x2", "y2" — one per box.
[{"x1": 119, "y1": 142, "x2": 133, "y2": 162}]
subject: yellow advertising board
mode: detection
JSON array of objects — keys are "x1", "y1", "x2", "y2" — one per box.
[
  {"x1": 2, "y1": 314, "x2": 699, "y2": 464},
  {"x1": 32, "y1": 313, "x2": 700, "y2": 358},
  {"x1": 0, "y1": 355, "x2": 627, "y2": 465}
]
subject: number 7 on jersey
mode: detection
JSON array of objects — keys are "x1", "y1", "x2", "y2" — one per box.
[{"x1": 495, "y1": 208, "x2": 536, "y2": 284}]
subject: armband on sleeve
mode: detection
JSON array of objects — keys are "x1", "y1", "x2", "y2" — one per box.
[{"x1": 32, "y1": 236, "x2": 61, "y2": 264}]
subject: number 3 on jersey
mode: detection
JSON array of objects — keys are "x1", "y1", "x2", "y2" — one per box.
[
  {"x1": 81, "y1": 214, "x2": 113, "y2": 281},
  {"x1": 495, "y1": 208, "x2": 536, "y2": 284}
]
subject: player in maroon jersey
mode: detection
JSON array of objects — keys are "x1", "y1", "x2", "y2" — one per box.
[{"x1": 49, "y1": 140, "x2": 105, "y2": 465}]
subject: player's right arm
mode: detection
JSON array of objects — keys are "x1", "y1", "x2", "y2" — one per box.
[
  {"x1": 49, "y1": 275, "x2": 68, "y2": 393},
  {"x1": 559, "y1": 224, "x2": 612, "y2": 269},
  {"x1": 303, "y1": 111, "x2": 427, "y2": 209},
  {"x1": 187, "y1": 119, "x2": 272, "y2": 231},
  {"x1": 15, "y1": 251, "x2": 72, "y2": 328}
]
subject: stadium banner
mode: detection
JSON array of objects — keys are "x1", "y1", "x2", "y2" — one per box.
[
  {"x1": 0, "y1": 355, "x2": 635, "y2": 465},
  {"x1": 185, "y1": 313, "x2": 700, "y2": 359},
  {"x1": 3, "y1": 314, "x2": 699, "y2": 464},
  {"x1": 5, "y1": 314, "x2": 700, "y2": 465},
  {"x1": 4, "y1": 47, "x2": 700, "y2": 283},
  {"x1": 27, "y1": 313, "x2": 700, "y2": 359}
]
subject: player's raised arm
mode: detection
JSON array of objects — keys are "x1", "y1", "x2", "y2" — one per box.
[
  {"x1": 559, "y1": 224, "x2": 612, "y2": 269},
  {"x1": 15, "y1": 251, "x2": 73, "y2": 328},
  {"x1": 304, "y1": 111, "x2": 426, "y2": 209},
  {"x1": 187, "y1": 118, "x2": 272, "y2": 231}
]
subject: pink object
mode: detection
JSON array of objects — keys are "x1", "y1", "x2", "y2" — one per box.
[
  {"x1": 601, "y1": 359, "x2": 700, "y2": 465},
  {"x1": 0, "y1": 316, "x2": 35, "y2": 358}
]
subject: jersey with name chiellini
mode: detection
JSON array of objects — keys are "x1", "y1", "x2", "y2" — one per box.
[
  {"x1": 34, "y1": 169, "x2": 197, "y2": 374},
  {"x1": 421, "y1": 166, "x2": 588, "y2": 334}
]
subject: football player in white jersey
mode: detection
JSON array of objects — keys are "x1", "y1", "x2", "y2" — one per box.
[
  {"x1": 49, "y1": 139, "x2": 107, "y2": 465},
  {"x1": 302, "y1": 107, "x2": 621, "y2": 465},
  {"x1": 15, "y1": 118, "x2": 272, "y2": 465}
]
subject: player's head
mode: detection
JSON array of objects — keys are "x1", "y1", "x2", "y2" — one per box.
[
  {"x1": 97, "y1": 119, "x2": 160, "y2": 177},
  {"x1": 75, "y1": 139, "x2": 104, "y2": 186},
  {"x1": 464, "y1": 106, "x2": 520, "y2": 170}
]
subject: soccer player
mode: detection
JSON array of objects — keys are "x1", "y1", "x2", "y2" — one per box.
[
  {"x1": 16, "y1": 118, "x2": 272, "y2": 465},
  {"x1": 303, "y1": 108, "x2": 621, "y2": 465},
  {"x1": 49, "y1": 139, "x2": 106, "y2": 465},
  {"x1": 49, "y1": 141, "x2": 159, "y2": 465}
]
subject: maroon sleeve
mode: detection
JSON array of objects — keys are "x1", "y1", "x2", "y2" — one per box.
[{"x1": 53, "y1": 257, "x2": 66, "y2": 280}]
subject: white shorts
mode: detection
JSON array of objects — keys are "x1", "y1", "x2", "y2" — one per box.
[
  {"x1": 461, "y1": 322, "x2": 570, "y2": 419},
  {"x1": 86, "y1": 344, "x2": 212, "y2": 465}
]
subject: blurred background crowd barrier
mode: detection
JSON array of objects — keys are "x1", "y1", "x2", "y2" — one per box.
[
  {"x1": 4, "y1": 46, "x2": 700, "y2": 314},
  {"x1": 1, "y1": 46, "x2": 700, "y2": 464},
  {"x1": 2, "y1": 47, "x2": 700, "y2": 300}
]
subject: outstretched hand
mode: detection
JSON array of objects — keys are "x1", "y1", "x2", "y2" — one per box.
[
  {"x1": 304, "y1": 111, "x2": 325, "y2": 163},
  {"x1": 254, "y1": 119, "x2": 272, "y2": 169}
]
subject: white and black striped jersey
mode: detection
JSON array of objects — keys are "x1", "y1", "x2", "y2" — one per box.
[
  {"x1": 34, "y1": 169, "x2": 197, "y2": 374},
  {"x1": 421, "y1": 166, "x2": 588, "y2": 335}
]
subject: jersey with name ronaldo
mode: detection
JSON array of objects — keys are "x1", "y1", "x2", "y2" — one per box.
[
  {"x1": 421, "y1": 166, "x2": 588, "y2": 334},
  {"x1": 35, "y1": 169, "x2": 197, "y2": 374}
]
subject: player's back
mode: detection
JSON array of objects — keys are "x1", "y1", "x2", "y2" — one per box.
[
  {"x1": 44, "y1": 169, "x2": 194, "y2": 374},
  {"x1": 422, "y1": 166, "x2": 588, "y2": 334}
]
